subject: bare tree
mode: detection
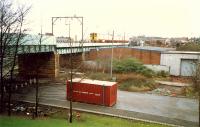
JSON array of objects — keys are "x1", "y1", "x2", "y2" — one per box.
[
  {"x1": 67, "y1": 38, "x2": 85, "y2": 123},
  {"x1": 0, "y1": 0, "x2": 30, "y2": 114},
  {"x1": 59, "y1": 22, "x2": 85, "y2": 123},
  {"x1": 34, "y1": 31, "x2": 43, "y2": 118}
]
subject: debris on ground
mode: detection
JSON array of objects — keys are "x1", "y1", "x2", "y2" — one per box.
[{"x1": 148, "y1": 88, "x2": 173, "y2": 96}]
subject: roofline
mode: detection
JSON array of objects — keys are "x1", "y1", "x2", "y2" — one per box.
[{"x1": 162, "y1": 51, "x2": 200, "y2": 55}]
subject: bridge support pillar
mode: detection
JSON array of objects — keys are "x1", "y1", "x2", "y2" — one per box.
[
  {"x1": 18, "y1": 52, "x2": 59, "y2": 78},
  {"x1": 82, "y1": 52, "x2": 85, "y2": 61}
]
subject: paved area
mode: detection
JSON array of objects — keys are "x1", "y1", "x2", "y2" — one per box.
[{"x1": 15, "y1": 83, "x2": 198, "y2": 127}]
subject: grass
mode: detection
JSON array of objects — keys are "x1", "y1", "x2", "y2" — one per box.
[{"x1": 0, "y1": 113, "x2": 169, "y2": 127}]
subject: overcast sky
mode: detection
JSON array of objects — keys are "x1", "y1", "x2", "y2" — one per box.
[{"x1": 16, "y1": 0, "x2": 200, "y2": 40}]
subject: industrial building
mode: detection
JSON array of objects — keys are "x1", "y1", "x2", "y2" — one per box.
[{"x1": 161, "y1": 51, "x2": 200, "y2": 76}]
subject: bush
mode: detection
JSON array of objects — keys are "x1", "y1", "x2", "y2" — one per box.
[
  {"x1": 156, "y1": 70, "x2": 169, "y2": 77},
  {"x1": 113, "y1": 58, "x2": 155, "y2": 77}
]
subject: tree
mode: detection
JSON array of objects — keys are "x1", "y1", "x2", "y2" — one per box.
[
  {"x1": 0, "y1": 0, "x2": 30, "y2": 114},
  {"x1": 68, "y1": 32, "x2": 81, "y2": 123},
  {"x1": 176, "y1": 42, "x2": 200, "y2": 51},
  {"x1": 67, "y1": 37, "x2": 85, "y2": 123}
]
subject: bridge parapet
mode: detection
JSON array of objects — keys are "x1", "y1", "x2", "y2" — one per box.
[
  {"x1": 17, "y1": 45, "x2": 56, "y2": 54},
  {"x1": 17, "y1": 42, "x2": 129, "y2": 54}
]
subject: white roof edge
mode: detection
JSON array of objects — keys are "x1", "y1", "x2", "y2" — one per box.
[
  {"x1": 67, "y1": 78, "x2": 117, "y2": 86},
  {"x1": 162, "y1": 51, "x2": 200, "y2": 54}
]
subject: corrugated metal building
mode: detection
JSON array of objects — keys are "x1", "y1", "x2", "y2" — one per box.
[{"x1": 161, "y1": 51, "x2": 200, "y2": 76}]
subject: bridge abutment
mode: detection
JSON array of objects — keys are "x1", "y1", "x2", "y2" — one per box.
[{"x1": 18, "y1": 52, "x2": 59, "y2": 78}]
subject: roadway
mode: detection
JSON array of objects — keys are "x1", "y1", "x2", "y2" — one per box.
[{"x1": 15, "y1": 82, "x2": 198, "y2": 127}]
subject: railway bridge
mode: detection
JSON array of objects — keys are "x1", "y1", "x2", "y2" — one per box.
[{"x1": 17, "y1": 35, "x2": 129, "y2": 78}]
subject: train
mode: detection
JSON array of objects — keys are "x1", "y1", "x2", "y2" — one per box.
[
  {"x1": 90, "y1": 33, "x2": 128, "y2": 43},
  {"x1": 92, "y1": 39, "x2": 129, "y2": 43}
]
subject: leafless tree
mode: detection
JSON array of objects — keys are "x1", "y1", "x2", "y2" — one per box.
[
  {"x1": 0, "y1": 0, "x2": 30, "y2": 114},
  {"x1": 68, "y1": 40, "x2": 83, "y2": 123},
  {"x1": 59, "y1": 39, "x2": 85, "y2": 123},
  {"x1": 34, "y1": 31, "x2": 43, "y2": 118}
]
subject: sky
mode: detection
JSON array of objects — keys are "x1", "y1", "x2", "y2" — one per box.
[{"x1": 16, "y1": 0, "x2": 200, "y2": 40}]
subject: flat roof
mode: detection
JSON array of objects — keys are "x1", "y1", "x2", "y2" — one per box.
[
  {"x1": 163, "y1": 51, "x2": 200, "y2": 55},
  {"x1": 68, "y1": 78, "x2": 117, "y2": 86},
  {"x1": 132, "y1": 46, "x2": 175, "y2": 52}
]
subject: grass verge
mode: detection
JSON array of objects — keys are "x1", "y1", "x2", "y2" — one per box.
[{"x1": 0, "y1": 112, "x2": 169, "y2": 127}]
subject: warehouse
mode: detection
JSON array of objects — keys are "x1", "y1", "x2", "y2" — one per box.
[{"x1": 160, "y1": 51, "x2": 200, "y2": 76}]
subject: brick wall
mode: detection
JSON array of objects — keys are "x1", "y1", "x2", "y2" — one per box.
[
  {"x1": 18, "y1": 52, "x2": 59, "y2": 78},
  {"x1": 131, "y1": 49, "x2": 161, "y2": 64},
  {"x1": 59, "y1": 53, "x2": 83, "y2": 68},
  {"x1": 85, "y1": 48, "x2": 161, "y2": 65},
  {"x1": 150, "y1": 51, "x2": 161, "y2": 64},
  {"x1": 86, "y1": 48, "x2": 132, "y2": 61},
  {"x1": 132, "y1": 49, "x2": 140, "y2": 60}
]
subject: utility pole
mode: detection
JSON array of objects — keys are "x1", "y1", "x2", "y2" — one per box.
[
  {"x1": 110, "y1": 30, "x2": 114, "y2": 78},
  {"x1": 81, "y1": 17, "x2": 83, "y2": 42},
  {"x1": 66, "y1": 21, "x2": 73, "y2": 123},
  {"x1": 124, "y1": 32, "x2": 125, "y2": 42},
  {"x1": 65, "y1": 21, "x2": 71, "y2": 41},
  {"x1": 69, "y1": 38, "x2": 73, "y2": 123}
]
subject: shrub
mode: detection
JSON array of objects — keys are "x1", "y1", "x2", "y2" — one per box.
[
  {"x1": 113, "y1": 58, "x2": 155, "y2": 77},
  {"x1": 156, "y1": 70, "x2": 169, "y2": 77}
]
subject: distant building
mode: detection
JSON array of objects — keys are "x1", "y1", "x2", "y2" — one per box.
[
  {"x1": 129, "y1": 36, "x2": 167, "y2": 47},
  {"x1": 129, "y1": 36, "x2": 145, "y2": 46},
  {"x1": 56, "y1": 37, "x2": 73, "y2": 43},
  {"x1": 169, "y1": 37, "x2": 189, "y2": 47}
]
